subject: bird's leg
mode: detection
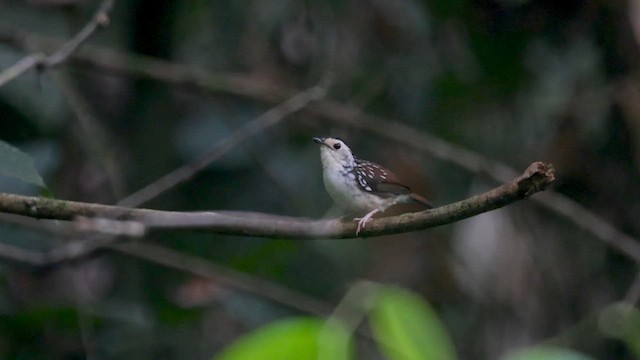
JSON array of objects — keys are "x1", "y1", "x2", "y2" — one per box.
[{"x1": 354, "y1": 209, "x2": 381, "y2": 235}]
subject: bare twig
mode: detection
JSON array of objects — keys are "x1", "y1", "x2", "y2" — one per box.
[
  {"x1": 0, "y1": 214, "x2": 119, "y2": 266},
  {"x1": 112, "y1": 241, "x2": 332, "y2": 316},
  {"x1": 0, "y1": 214, "x2": 62, "y2": 266},
  {"x1": 117, "y1": 78, "x2": 330, "y2": 207},
  {"x1": 0, "y1": 242, "x2": 45, "y2": 266},
  {"x1": 0, "y1": 53, "x2": 44, "y2": 87},
  {"x1": 0, "y1": 0, "x2": 114, "y2": 88},
  {"x1": 0, "y1": 28, "x2": 294, "y2": 99},
  {"x1": 41, "y1": 0, "x2": 114, "y2": 68},
  {"x1": 0, "y1": 162, "x2": 555, "y2": 239}
]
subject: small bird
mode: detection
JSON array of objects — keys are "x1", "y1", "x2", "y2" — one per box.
[{"x1": 314, "y1": 137, "x2": 433, "y2": 235}]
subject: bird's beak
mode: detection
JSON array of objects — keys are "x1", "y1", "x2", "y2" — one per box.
[{"x1": 313, "y1": 137, "x2": 326, "y2": 146}]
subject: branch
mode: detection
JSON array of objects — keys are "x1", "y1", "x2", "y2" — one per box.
[
  {"x1": 0, "y1": 213, "x2": 334, "y2": 316},
  {"x1": 41, "y1": 0, "x2": 114, "y2": 68},
  {"x1": 3, "y1": 31, "x2": 635, "y2": 259},
  {"x1": 0, "y1": 241, "x2": 45, "y2": 266},
  {"x1": 0, "y1": 162, "x2": 554, "y2": 239},
  {"x1": 307, "y1": 102, "x2": 640, "y2": 261},
  {"x1": 0, "y1": 28, "x2": 295, "y2": 97},
  {"x1": 0, "y1": 54, "x2": 44, "y2": 87},
  {"x1": 0, "y1": 0, "x2": 114, "y2": 87}
]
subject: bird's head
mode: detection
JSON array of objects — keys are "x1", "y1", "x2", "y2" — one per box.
[{"x1": 313, "y1": 137, "x2": 355, "y2": 168}]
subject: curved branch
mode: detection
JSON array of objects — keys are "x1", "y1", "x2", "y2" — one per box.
[
  {"x1": 0, "y1": 162, "x2": 554, "y2": 239},
  {"x1": 0, "y1": 33, "x2": 633, "y2": 257}
]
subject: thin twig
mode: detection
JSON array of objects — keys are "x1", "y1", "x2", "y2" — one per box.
[
  {"x1": 0, "y1": 162, "x2": 555, "y2": 240},
  {"x1": 0, "y1": 0, "x2": 114, "y2": 88},
  {"x1": 0, "y1": 29, "x2": 294, "y2": 98},
  {"x1": 0, "y1": 213, "x2": 63, "y2": 266},
  {"x1": 112, "y1": 241, "x2": 332, "y2": 316},
  {"x1": 0, "y1": 213, "x2": 127, "y2": 266},
  {"x1": 41, "y1": 0, "x2": 115, "y2": 68},
  {"x1": 0, "y1": 53, "x2": 44, "y2": 87},
  {"x1": 0, "y1": 242, "x2": 45, "y2": 266},
  {"x1": 117, "y1": 78, "x2": 330, "y2": 208}
]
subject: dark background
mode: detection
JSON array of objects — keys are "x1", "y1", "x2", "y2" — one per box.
[{"x1": 1, "y1": 0, "x2": 639, "y2": 359}]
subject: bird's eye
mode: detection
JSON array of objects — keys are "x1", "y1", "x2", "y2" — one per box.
[{"x1": 333, "y1": 143, "x2": 341, "y2": 150}]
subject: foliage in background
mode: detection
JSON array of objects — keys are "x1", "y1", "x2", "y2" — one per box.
[
  {"x1": 1, "y1": 0, "x2": 640, "y2": 359},
  {"x1": 0, "y1": 140, "x2": 45, "y2": 188}
]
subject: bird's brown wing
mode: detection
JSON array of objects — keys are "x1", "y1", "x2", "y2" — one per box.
[
  {"x1": 354, "y1": 159, "x2": 411, "y2": 198},
  {"x1": 354, "y1": 159, "x2": 433, "y2": 208}
]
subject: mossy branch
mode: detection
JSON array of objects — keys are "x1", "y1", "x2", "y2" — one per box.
[{"x1": 0, "y1": 162, "x2": 554, "y2": 239}]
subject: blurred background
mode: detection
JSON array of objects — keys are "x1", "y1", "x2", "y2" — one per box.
[{"x1": 1, "y1": 0, "x2": 640, "y2": 359}]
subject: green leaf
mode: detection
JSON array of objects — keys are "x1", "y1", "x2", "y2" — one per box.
[
  {"x1": 599, "y1": 302, "x2": 640, "y2": 356},
  {"x1": 214, "y1": 317, "x2": 352, "y2": 360},
  {"x1": 502, "y1": 346, "x2": 596, "y2": 360},
  {"x1": 370, "y1": 287, "x2": 456, "y2": 360},
  {"x1": 0, "y1": 140, "x2": 45, "y2": 187}
]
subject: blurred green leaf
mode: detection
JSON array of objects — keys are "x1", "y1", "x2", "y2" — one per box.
[
  {"x1": 598, "y1": 302, "x2": 640, "y2": 356},
  {"x1": 502, "y1": 346, "x2": 595, "y2": 360},
  {"x1": 0, "y1": 140, "x2": 45, "y2": 187},
  {"x1": 370, "y1": 286, "x2": 456, "y2": 360},
  {"x1": 214, "y1": 317, "x2": 352, "y2": 360}
]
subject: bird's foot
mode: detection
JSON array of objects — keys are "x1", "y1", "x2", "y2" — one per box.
[{"x1": 354, "y1": 209, "x2": 380, "y2": 235}]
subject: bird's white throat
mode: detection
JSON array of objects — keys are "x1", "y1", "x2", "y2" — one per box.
[{"x1": 319, "y1": 146, "x2": 389, "y2": 213}]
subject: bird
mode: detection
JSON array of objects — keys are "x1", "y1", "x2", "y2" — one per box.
[{"x1": 313, "y1": 137, "x2": 433, "y2": 235}]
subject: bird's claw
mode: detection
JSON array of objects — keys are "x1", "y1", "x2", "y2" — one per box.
[
  {"x1": 354, "y1": 209, "x2": 379, "y2": 235},
  {"x1": 354, "y1": 217, "x2": 368, "y2": 235}
]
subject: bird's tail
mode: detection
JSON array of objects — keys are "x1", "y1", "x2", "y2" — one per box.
[{"x1": 410, "y1": 193, "x2": 434, "y2": 209}]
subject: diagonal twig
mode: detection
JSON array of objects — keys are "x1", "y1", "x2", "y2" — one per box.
[
  {"x1": 0, "y1": 241, "x2": 45, "y2": 266},
  {"x1": 0, "y1": 0, "x2": 115, "y2": 88},
  {"x1": 0, "y1": 53, "x2": 44, "y2": 87},
  {"x1": 112, "y1": 241, "x2": 332, "y2": 316},
  {"x1": 116, "y1": 77, "x2": 331, "y2": 208},
  {"x1": 41, "y1": 0, "x2": 114, "y2": 68}
]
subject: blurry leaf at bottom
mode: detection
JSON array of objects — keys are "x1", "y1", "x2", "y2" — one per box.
[
  {"x1": 369, "y1": 286, "x2": 456, "y2": 360},
  {"x1": 213, "y1": 317, "x2": 352, "y2": 360},
  {"x1": 0, "y1": 140, "x2": 45, "y2": 187},
  {"x1": 598, "y1": 302, "x2": 640, "y2": 357},
  {"x1": 502, "y1": 346, "x2": 596, "y2": 360}
]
